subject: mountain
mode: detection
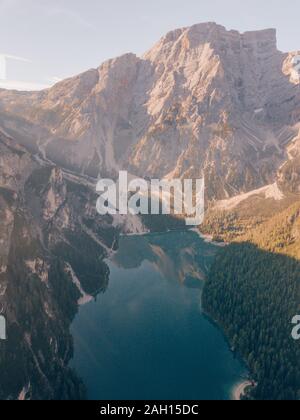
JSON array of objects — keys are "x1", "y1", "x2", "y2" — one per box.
[
  {"x1": 0, "y1": 22, "x2": 299, "y2": 401},
  {"x1": 203, "y1": 201, "x2": 300, "y2": 400},
  {"x1": 0, "y1": 132, "x2": 121, "y2": 399},
  {"x1": 0, "y1": 22, "x2": 299, "y2": 200}
]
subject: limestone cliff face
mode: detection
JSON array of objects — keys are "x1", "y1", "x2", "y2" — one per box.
[
  {"x1": 130, "y1": 24, "x2": 299, "y2": 199},
  {"x1": 0, "y1": 132, "x2": 119, "y2": 400},
  {"x1": 0, "y1": 23, "x2": 299, "y2": 200},
  {"x1": 0, "y1": 22, "x2": 299, "y2": 401}
]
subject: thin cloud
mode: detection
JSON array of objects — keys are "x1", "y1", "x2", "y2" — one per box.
[
  {"x1": 0, "y1": 53, "x2": 32, "y2": 63},
  {"x1": 47, "y1": 7, "x2": 97, "y2": 32}
]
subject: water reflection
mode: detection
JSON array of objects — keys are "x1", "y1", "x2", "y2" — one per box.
[
  {"x1": 112, "y1": 231, "x2": 216, "y2": 288},
  {"x1": 71, "y1": 230, "x2": 246, "y2": 400}
]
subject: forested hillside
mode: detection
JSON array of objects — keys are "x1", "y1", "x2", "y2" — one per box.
[{"x1": 203, "y1": 202, "x2": 300, "y2": 400}]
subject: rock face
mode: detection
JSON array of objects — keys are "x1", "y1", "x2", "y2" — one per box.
[
  {"x1": 0, "y1": 132, "x2": 120, "y2": 400},
  {"x1": 0, "y1": 23, "x2": 299, "y2": 200},
  {"x1": 0, "y1": 22, "x2": 299, "y2": 401}
]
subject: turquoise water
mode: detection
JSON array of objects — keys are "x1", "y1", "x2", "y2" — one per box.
[{"x1": 70, "y1": 231, "x2": 246, "y2": 400}]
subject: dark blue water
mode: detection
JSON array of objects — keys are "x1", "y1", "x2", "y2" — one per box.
[{"x1": 70, "y1": 231, "x2": 246, "y2": 400}]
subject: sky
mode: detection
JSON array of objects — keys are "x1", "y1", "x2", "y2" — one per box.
[{"x1": 0, "y1": 0, "x2": 299, "y2": 89}]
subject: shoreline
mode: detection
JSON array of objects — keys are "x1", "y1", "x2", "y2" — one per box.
[
  {"x1": 190, "y1": 228, "x2": 228, "y2": 247},
  {"x1": 232, "y1": 381, "x2": 253, "y2": 401},
  {"x1": 117, "y1": 226, "x2": 249, "y2": 402}
]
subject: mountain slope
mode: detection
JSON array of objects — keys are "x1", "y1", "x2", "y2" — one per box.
[
  {"x1": 0, "y1": 23, "x2": 299, "y2": 200},
  {"x1": 0, "y1": 132, "x2": 119, "y2": 400},
  {"x1": 203, "y1": 201, "x2": 300, "y2": 400},
  {"x1": 0, "y1": 22, "x2": 300, "y2": 401}
]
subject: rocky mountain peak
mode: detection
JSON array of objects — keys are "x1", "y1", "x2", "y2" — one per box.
[
  {"x1": 241, "y1": 27, "x2": 277, "y2": 48},
  {"x1": 0, "y1": 23, "x2": 299, "y2": 200},
  {"x1": 283, "y1": 51, "x2": 300, "y2": 85},
  {"x1": 144, "y1": 23, "x2": 278, "y2": 61}
]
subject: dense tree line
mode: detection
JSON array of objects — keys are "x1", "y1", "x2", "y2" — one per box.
[{"x1": 203, "y1": 242, "x2": 300, "y2": 400}]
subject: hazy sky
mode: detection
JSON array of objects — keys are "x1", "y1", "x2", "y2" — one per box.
[{"x1": 0, "y1": 0, "x2": 299, "y2": 88}]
